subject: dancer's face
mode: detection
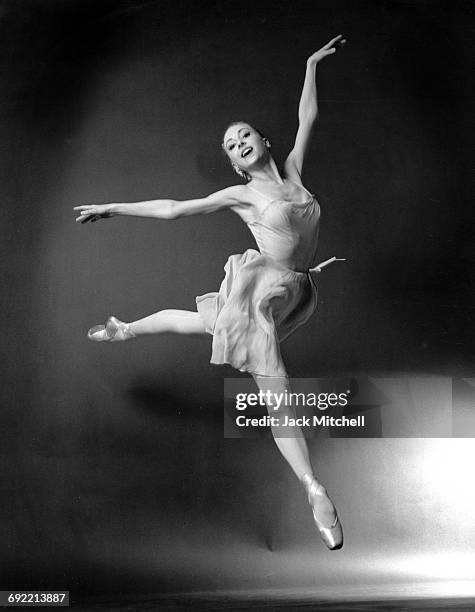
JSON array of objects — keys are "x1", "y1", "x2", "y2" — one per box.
[{"x1": 222, "y1": 123, "x2": 269, "y2": 172}]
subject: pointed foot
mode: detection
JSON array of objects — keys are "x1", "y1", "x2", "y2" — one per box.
[
  {"x1": 87, "y1": 316, "x2": 134, "y2": 342},
  {"x1": 301, "y1": 474, "x2": 344, "y2": 550}
]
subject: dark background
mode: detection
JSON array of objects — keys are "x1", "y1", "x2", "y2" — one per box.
[{"x1": 0, "y1": 0, "x2": 473, "y2": 604}]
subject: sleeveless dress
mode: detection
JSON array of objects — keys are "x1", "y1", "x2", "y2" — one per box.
[{"x1": 195, "y1": 180, "x2": 321, "y2": 377}]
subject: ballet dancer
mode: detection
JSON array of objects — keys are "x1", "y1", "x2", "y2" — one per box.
[{"x1": 74, "y1": 35, "x2": 346, "y2": 549}]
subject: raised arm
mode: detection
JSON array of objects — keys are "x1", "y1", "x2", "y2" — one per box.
[
  {"x1": 284, "y1": 34, "x2": 346, "y2": 181},
  {"x1": 74, "y1": 185, "x2": 247, "y2": 223}
]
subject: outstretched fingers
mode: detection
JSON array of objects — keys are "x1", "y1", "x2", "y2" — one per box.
[
  {"x1": 322, "y1": 35, "x2": 346, "y2": 56},
  {"x1": 73, "y1": 204, "x2": 111, "y2": 223},
  {"x1": 75, "y1": 212, "x2": 96, "y2": 223},
  {"x1": 308, "y1": 35, "x2": 346, "y2": 63},
  {"x1": 74, "y1": 205, "x2": 94, "y2": 222},
  {"x1": 324, "y1": 34, "x2": 345, "y2": 49}
]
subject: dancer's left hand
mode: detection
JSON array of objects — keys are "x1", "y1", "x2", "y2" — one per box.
[{"x1": 307, "y1": 35, "x2": 346, "y2": 65}]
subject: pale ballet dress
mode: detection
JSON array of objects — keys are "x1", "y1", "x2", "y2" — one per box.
[{"x1": 195, "y1": 180, "x2": 321, "y2": 377}]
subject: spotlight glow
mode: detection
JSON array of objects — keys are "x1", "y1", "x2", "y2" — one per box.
[{"x1": 417, "y1": 439, "x2": 475, "y2": 527}]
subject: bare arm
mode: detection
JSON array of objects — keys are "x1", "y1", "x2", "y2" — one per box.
[
  {"x1": 74, "y1": 185, "x2": 247, "y2": 223},
  {"x1": 284, "y1": 34, "x2": 346, "y2": 180}
]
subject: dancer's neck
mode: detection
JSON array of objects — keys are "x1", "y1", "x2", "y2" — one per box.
[{"x1": 248, "y1": 158, "x2": 284, "y2": 185}]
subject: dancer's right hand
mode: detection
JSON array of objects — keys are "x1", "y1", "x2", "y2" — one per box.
[{"x1": 73, "y1": 203, "x2": 116, "y2": 223}]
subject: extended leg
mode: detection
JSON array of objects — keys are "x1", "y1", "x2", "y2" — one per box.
[
  {"x1": 88, "y1": 309, "x2": 206, "y2": 341},
  {"x1": 129, "y1": 309, "x2": 206, "y2": 336},
  {"x1": 252, "y1": 373, "x2": 313, "y2": 480},
  {"x1": 252, "y1": 371, "x2": 343, "y2": 549}
]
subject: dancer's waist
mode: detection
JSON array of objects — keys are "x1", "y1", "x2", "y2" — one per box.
[
  {"x1": 273, "y1": 256, "x2": 346, "y2": 276},
  {"x1": 250, "y1": 249, "x2": 346, "y2": 277}
]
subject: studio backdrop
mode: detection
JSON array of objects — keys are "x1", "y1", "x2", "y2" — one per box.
[{"x1": 0, "y1": 0, "x2": 473, "y2": 601}]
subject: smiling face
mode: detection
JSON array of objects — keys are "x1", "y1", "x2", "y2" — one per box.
[{"x1": 222, "y1": 122, "x2": 269, "y2": 174}]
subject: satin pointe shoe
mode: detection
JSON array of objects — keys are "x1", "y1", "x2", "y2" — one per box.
[
  {"x1": 301, "y1": 473, "x2": 343, "y2": 550},
  {"x1": 87, "y1": 316, "x2": 135, "y2": 342}
]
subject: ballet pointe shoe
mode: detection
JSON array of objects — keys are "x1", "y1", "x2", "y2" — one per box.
[
  {"x1": 301, "y1": 473, "x2": 343, "y2": 550},
  {"x1": 87, "y1": 316, "x2": 136, "y2": 342}
]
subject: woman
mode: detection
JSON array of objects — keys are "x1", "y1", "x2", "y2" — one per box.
[{"x1": 74, "y1": 35, "x2": 346, "y2": 550}]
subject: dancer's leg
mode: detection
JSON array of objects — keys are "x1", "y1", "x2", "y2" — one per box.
[
  {"x1": 129, "y1": 309, "x2": 206, "y2": 336},
  {"x1": 88, "y1": 309, "x2": 206, "y2": 341},
  {"x1": 252, "y1": 372, "x2": 339, "y2": 536},
  {"x1": 252, "y1": 373, "x2": 313, "y2": 480}
]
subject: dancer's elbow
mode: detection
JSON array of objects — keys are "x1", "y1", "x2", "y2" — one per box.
[{"x1": 162, "y1": 200, "x2": 181, "y2": 219}]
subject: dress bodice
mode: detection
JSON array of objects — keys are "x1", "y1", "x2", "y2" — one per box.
[{"x1": 245, "y1": 180, "x2": 320, "y2": 272}]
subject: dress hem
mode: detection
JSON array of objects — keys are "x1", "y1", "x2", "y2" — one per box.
[{"x1": 208, "y1": 358, "x2": 288, "y2": 378}]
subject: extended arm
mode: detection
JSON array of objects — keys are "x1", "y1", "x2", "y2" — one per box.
[
  {"x1": 284, "y1": 34, "x2": 345, "y2": 179},
  {"x1": 74, "y1": 186, "x2": 246, "y2": 223}
]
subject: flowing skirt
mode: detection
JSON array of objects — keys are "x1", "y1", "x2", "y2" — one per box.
[{"x1": 195, "y1": 249, "x2": 318, "y2": 377}]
